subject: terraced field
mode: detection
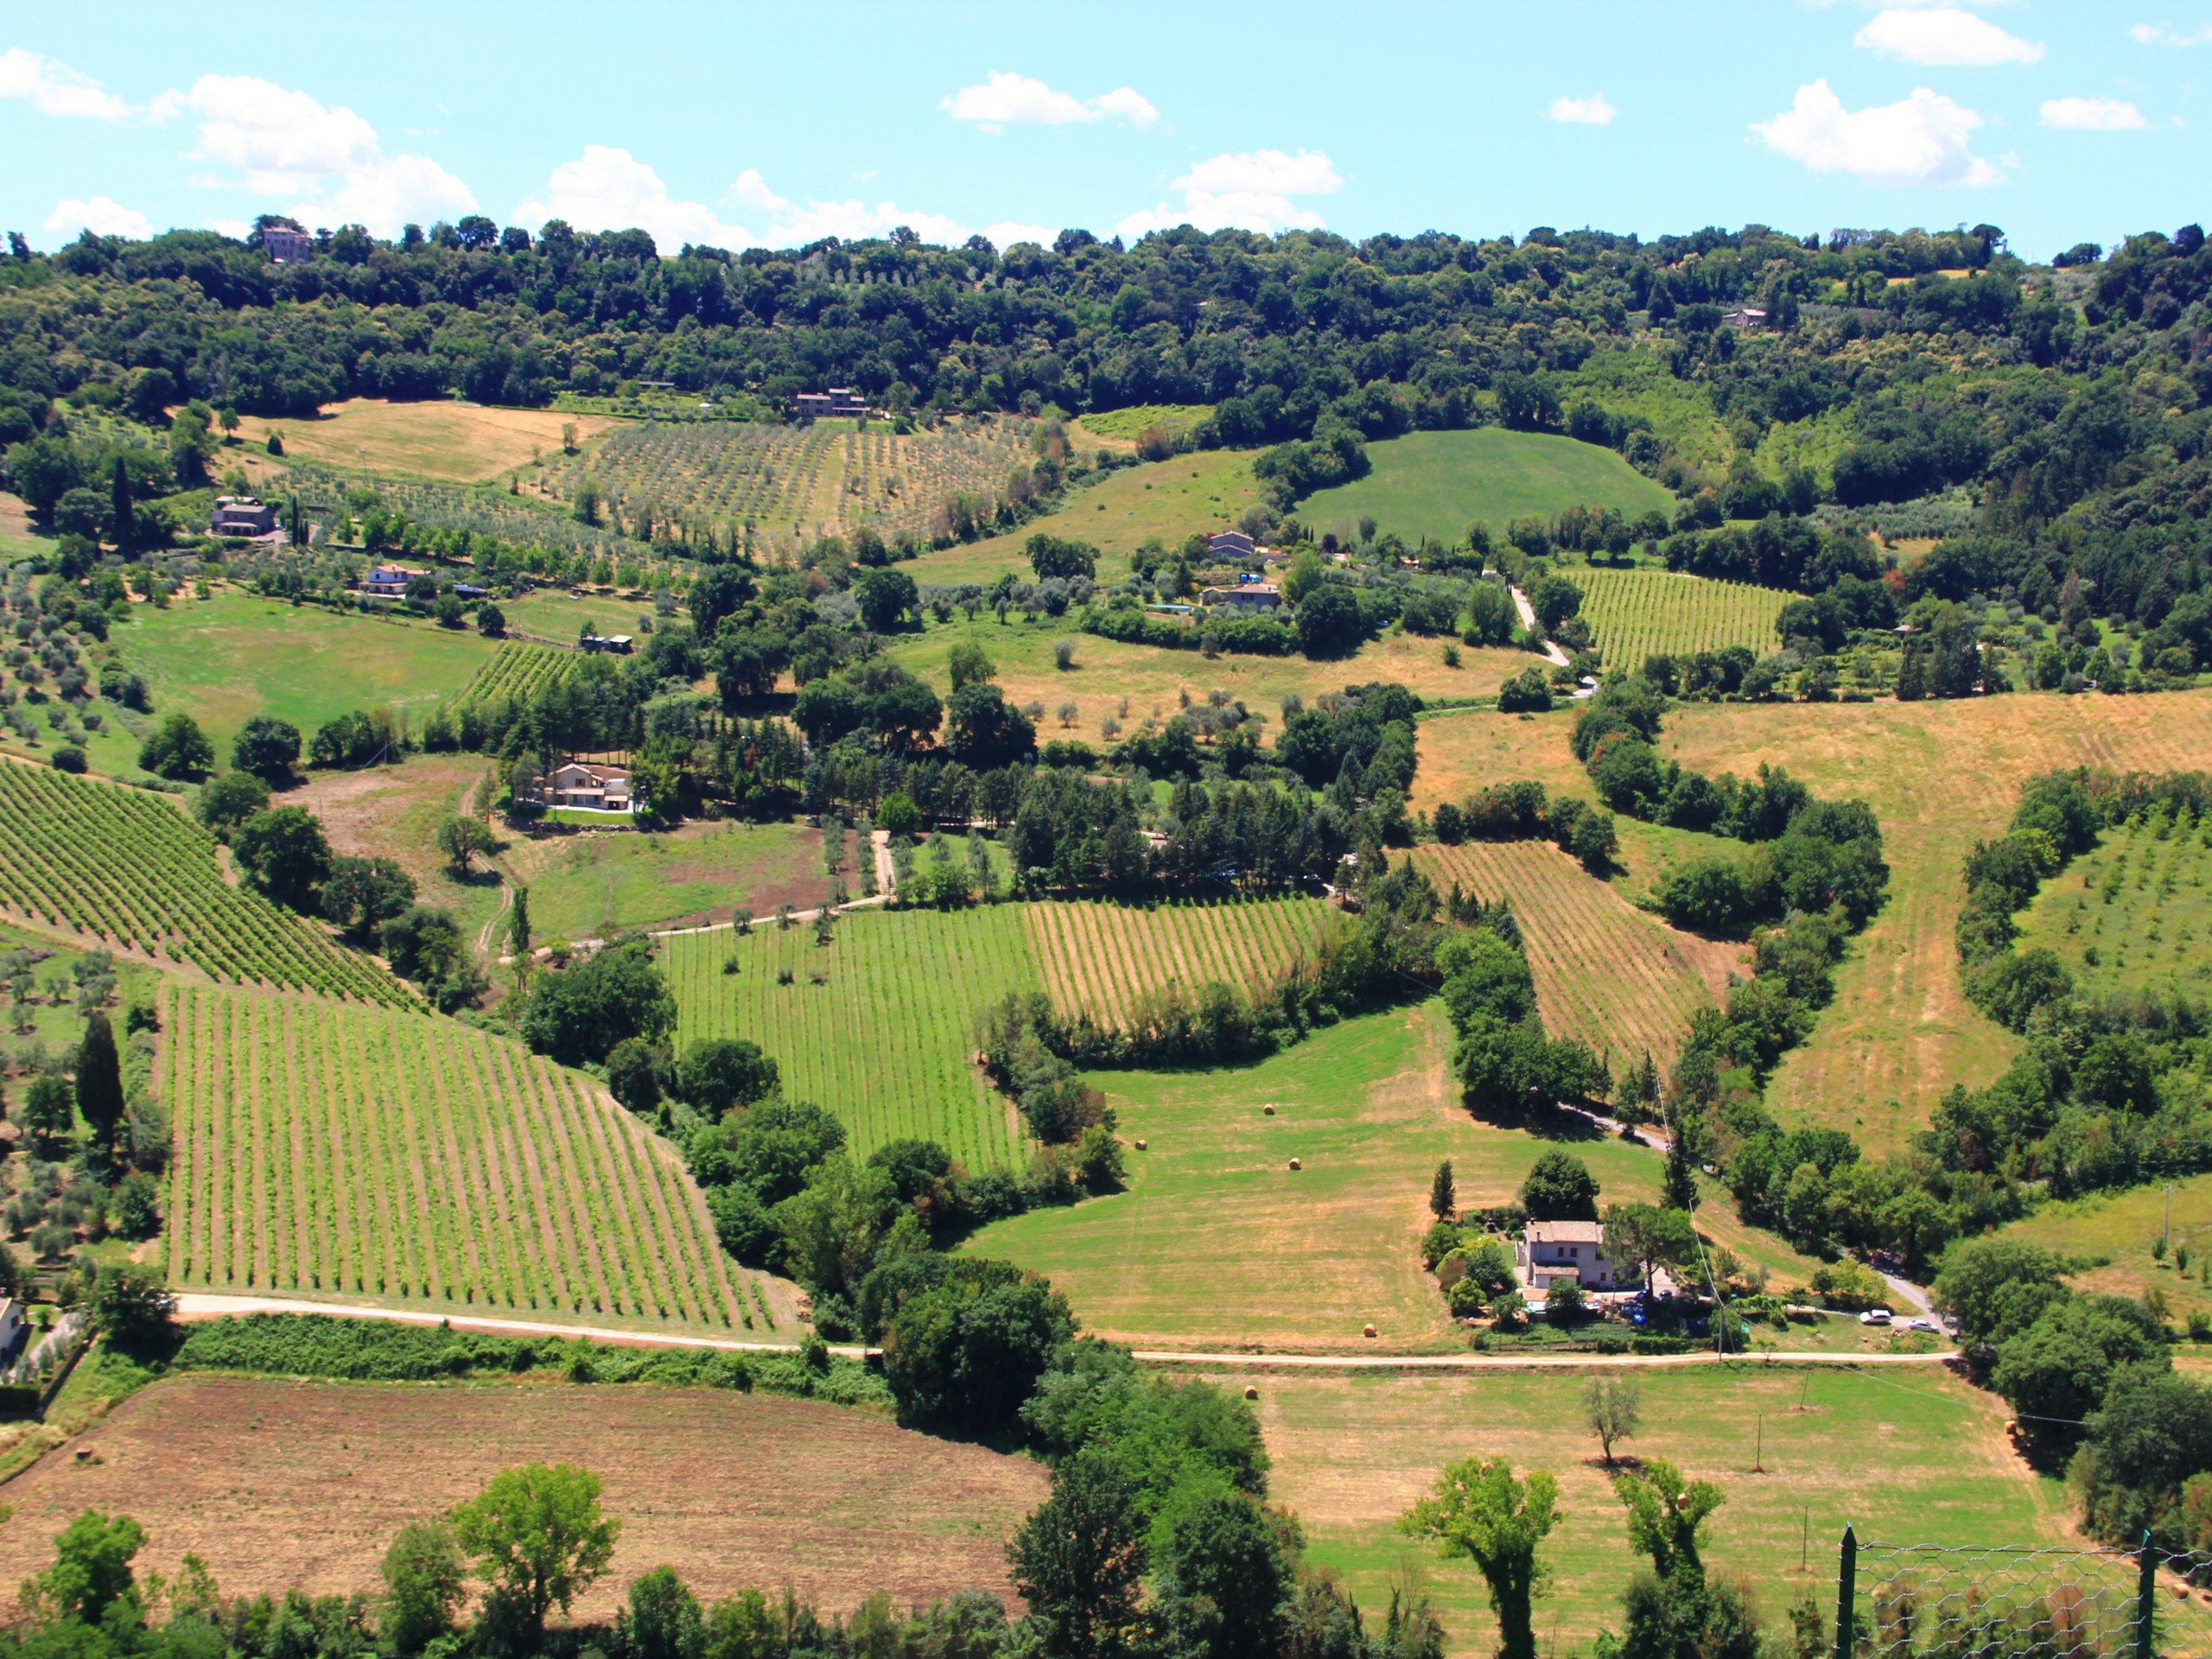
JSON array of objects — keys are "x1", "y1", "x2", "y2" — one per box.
[
  {"x1": 1025, "y1": 897, "x2": 1332, "y2": 1029},
  {"x1": 1573, "y1": 568, "x2": 1787, "y2": 666},
  {"x1": 0, "y1": 764, "x2": 409, "y2": 1006},
  {"x1": 1413, "y1": 839, "x2": 1744, "y2": 1071},
  {"x1": 664, "y1": 909, "x2": 1038, "y2": 1171},
  {"x1": 161, "y1": 981, "x2": 782, "y2": 1332}
]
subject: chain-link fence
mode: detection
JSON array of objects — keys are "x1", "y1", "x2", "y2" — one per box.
[{"x1": 1835, "y1": 1532, "x2": 2212, "y2": 1659}]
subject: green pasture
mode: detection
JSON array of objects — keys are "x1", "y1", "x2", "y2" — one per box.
[
  {"x1": 1252, "y1": 1363, "x2": 2061, "y2": 1657},
  {"x1": 1300, "y1": 429, "x2": 1675, "y2": 546},
  {"x1": 522, "y1": 820, "x2": 823, "y2": 940},
  {"x1": 110, "y1": 591, "x2": 496, "y2": 757},
  {"x1": 1076, "y1": 404, "x2": 1215, "y2": 442},
  {"x1": 1999, "y1": 1172, "x2": 2212, "y2": 1319},
  {"x1": 905, "y1": 448, "x2": 1266, "y2": 585}
]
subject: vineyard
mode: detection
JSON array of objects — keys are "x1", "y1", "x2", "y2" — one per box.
[
  {"x1": 450, "y1": 640, "x2": 578, "y2": 710},
  {"x1": 1024, "y1": 898, "x2": 1331, "y2": 1030},
  {"x1": 534, "y1": 416, "x2": 1041, "y2": 558},
  {"x1": 0, "y1": 765, "x2": 410, "y2": 1006},
  {"x1": 664, "y1": 909, "x2": 1038, "y2": 1171},
  {"x1": 1413, "y1": 840, "x2": 1745, "y2": 1071},
  {"x1": 160, "y1": 981, "x2": 780, "y2": 1331},
  {"x1": 1573, "y1": 568, "x2": 1787, "y2": 666},
  {"x1": 280, "y1": 464, "x2": 637, "y2": 568}
]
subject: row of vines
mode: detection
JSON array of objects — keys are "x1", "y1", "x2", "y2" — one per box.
[
  {"x1": 0, "y1": 765, "x2": 410, "y2": 1005},
  {"x1": 159, "y1": 981, "x2": 773, "y2": 1331},
  {"x1": 1574, "y1": 568, "x2": 1787, "y2": 666},
  {"x1": 1022, "y1": 897, "x2": 1330, "y2": 1032},
  {"x1": 452, "y1": 641, "x2": 580, "y2": 710}
]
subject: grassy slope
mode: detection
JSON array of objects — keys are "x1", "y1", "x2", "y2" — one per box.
[
  {"x1": 966, "y1": 1004, "x2": 1822, "y2": 1352},
  {"x1": 234, "y1": 398, "x2": 620, "y2": 483},
  {"x1": 110, "y1": 590, "x2": 497, "y2": 760},
  {"x1": 290, "y1": 754, "x2": 508, "y2": 961},
  {"x1": 1556, "y1": 348, "x2": 1735, "y2": 475},
  {"x1": 2000, "y1": 1173, "x2": 2212, "y2": 1324},
  {"x1": 883, "y1": 610, "x2": 1530, "y2": 744},
  {"x1": 1415, "y1": 691, "x2": 2212, "y2": 1153},
  {"x1": 1249, "y1": 1363, "x2": 2060, "y2": 1657},
  {"x1": 903, "y1": 448, "x2": 1266, "y2": 585},
  {"x1": 1302, "y1": 429, "x2": 1676, "y2": 545}
]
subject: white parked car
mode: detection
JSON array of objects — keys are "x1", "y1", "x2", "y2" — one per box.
[
  {"x1": 1859, "y1": 1308, "x2": 1893, "y2": 1325},
  {"x1": 1908, "y1": 1318, "x2": 1939, "y2": 1333}
]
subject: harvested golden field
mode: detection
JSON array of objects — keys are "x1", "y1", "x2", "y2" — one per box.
[
  {"x1": 237, "y1": 399, "x2": 619, "y2": 483},
  {"x1": 1024, "y1": 897, "x2": 1331, "y2": 1029},
  {"x1": 1417, "y1": 691, "x2": 2212, "y2": 1149},
  {"x1": 0, "y1": 1376, "x2": 1044, "y2": 1619},
  {"x1": 1412, "y1": 840, "x2": 1745, "y2": 1071}
]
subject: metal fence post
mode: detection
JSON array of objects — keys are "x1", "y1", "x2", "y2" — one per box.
[
  {"x1": 1835, "y1": 1525, "x2": 1857, "y2": 1659},
  {"x1": 2139, "y1": 1529, "x2": 2158, "y2": 1659}
]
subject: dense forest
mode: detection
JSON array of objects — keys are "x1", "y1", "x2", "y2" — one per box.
[{"x1": 3, "y1": 213, "x2": 2211, "y2": 632}]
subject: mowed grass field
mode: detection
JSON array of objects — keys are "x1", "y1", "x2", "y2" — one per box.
[
  {"x1": 513, "y1": 819, "x2": 833, "y2": 941},
  {"x1": 0, "y1": 764, "x2": 409, "y2": 1006},
  {"x1": 234, "y1": 398, "x2": 620, "y2": 483},
  {"x1": 969, "y1": 1002, "x2": 1826, "y2": 1351},
  {"x1": 905, "y1": 448, "x2": 1266, "y2": 584},
  {"x1": 1302, "y1": 429, "x2": 1676, "y2": 546},
  {"x1": 290, "y1": 754, "x2": 507, "y2": 962},
  {"x1": 964, "y1": 1004, "x2": 1806, "y2": 1352},
  {"x1": 1238, "y1": 1363, "x2": 2059, "y2": 1657},
  {"x1": 884, "y1": 612, "x2": 1529, "y2": 741},
  {"x1": 1413, "y1": 841, "x2": 1746, "y2": 1071},
  {"x1": 1415, "y1": 690, "x2": 2212, "y2": 1152},
  {"x1": 160, "y1": 981, "x2": 788, "y2": 1332},
  {"x1": 2015, "y1": 808, "x2": 2212, "y2": 1000},
  {"x1": 0, "y1": 1376, "x2": 1044, "y2": 1618},
  {"x1": 1572, "y1": 569, "x2": 1787, "y2": 667},
  {"x1": 114, "y1": 591, "x2": 497, "y2": 758},
  {"x1": 1025, "y1": 897, "x2": 1332, "y2": 1029},
  {"x1": 665, "y1": 908, "x2": 1037, "y2": 1172}
]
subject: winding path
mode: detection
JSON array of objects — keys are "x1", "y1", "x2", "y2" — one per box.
[{"x1": 1508, "y1": 584, "x2": 1573, "y2": 668}]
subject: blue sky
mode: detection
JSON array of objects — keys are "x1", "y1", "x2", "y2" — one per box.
[{"x1": 3, "y1": 2, "x2": 2205, "y2": 262}]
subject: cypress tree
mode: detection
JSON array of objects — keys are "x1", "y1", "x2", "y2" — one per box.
[
  {"x1": 1662, "y1": 1127, "x2": 1699, "y2": 1214},
  {"x1": 110, "y1": 458, "x2": 132, "y2": 555},
  {"x1": 1429, "y1": 1158, "x2": 1456, "y2": 1221},
  {"x1": 75, "y1": 1008, "x2": 124, "y2": 1149}
]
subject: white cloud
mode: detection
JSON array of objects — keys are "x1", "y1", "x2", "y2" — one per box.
[
  {"x1": 2133, "y1": 21, "x2": 2212, "y2": 44},
  {"x1": 982, "y1": 220, "x2": 1054, "y2": 250},
  {"x1": 1548, "y1": 92, "x2": 1618, "y2": 125},
  {"x1": 941, "y1": 71, "x2": 1157, "y2": 133},
  {"x1": 517, "y1": 146, "x2": 752, "y2": 249},
  {"x1": 1118, "y1": 149, "x2": 1344, "y2": 240},
  {"x1": 520, "y1": 149, "x2": 1018, "y2": 253},
  {"x1": 0, "y1": 48, "x2": 129, "y2": 118},
  {"x1": 45, "y1": 196, "x2": 151, "y2": 238},
  {"x1": 149, "y1": 73, "x2": 474, "y2": 235},
  {"x1": 1857, "y1": 6, "x2": 2044, "y2": 64},
  {"x1": 2041, "y1": 95, "x2": 2150, "y2": 128},
  {"x1": 1752, "y1": 79, "x2": 2004, "y2": 186}
]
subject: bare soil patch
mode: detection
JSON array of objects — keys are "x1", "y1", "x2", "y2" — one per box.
[{"x1": 0, "y1": 1376, "x2": 1043, "y2": 1618}]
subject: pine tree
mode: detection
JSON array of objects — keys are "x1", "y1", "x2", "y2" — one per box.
[
  {"x1": 75, "y1": 1009, "x2": 124, "y2": 1149},
  {"x1": 1429, "y1": 1159, "x2": 1456, "y2": 1222}
]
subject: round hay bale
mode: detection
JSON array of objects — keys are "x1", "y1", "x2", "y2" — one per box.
[
  {"x1": 1244, "y1": 1385, "x2": 1259, "y2": 1400},
  {"x1": 1363, "y1": 1324, "x2": 1377, "y2": 1338},
  {"x1": 1263, "y1": 1105, "x2": 1275, "y2": 1116},
  {"x1": 1288, "y1": 1157, "x2": 1302, "y2": 1170},
  {"x1": 1135, "y1": 1138, "x2": 1148, "y2": 1151}
]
